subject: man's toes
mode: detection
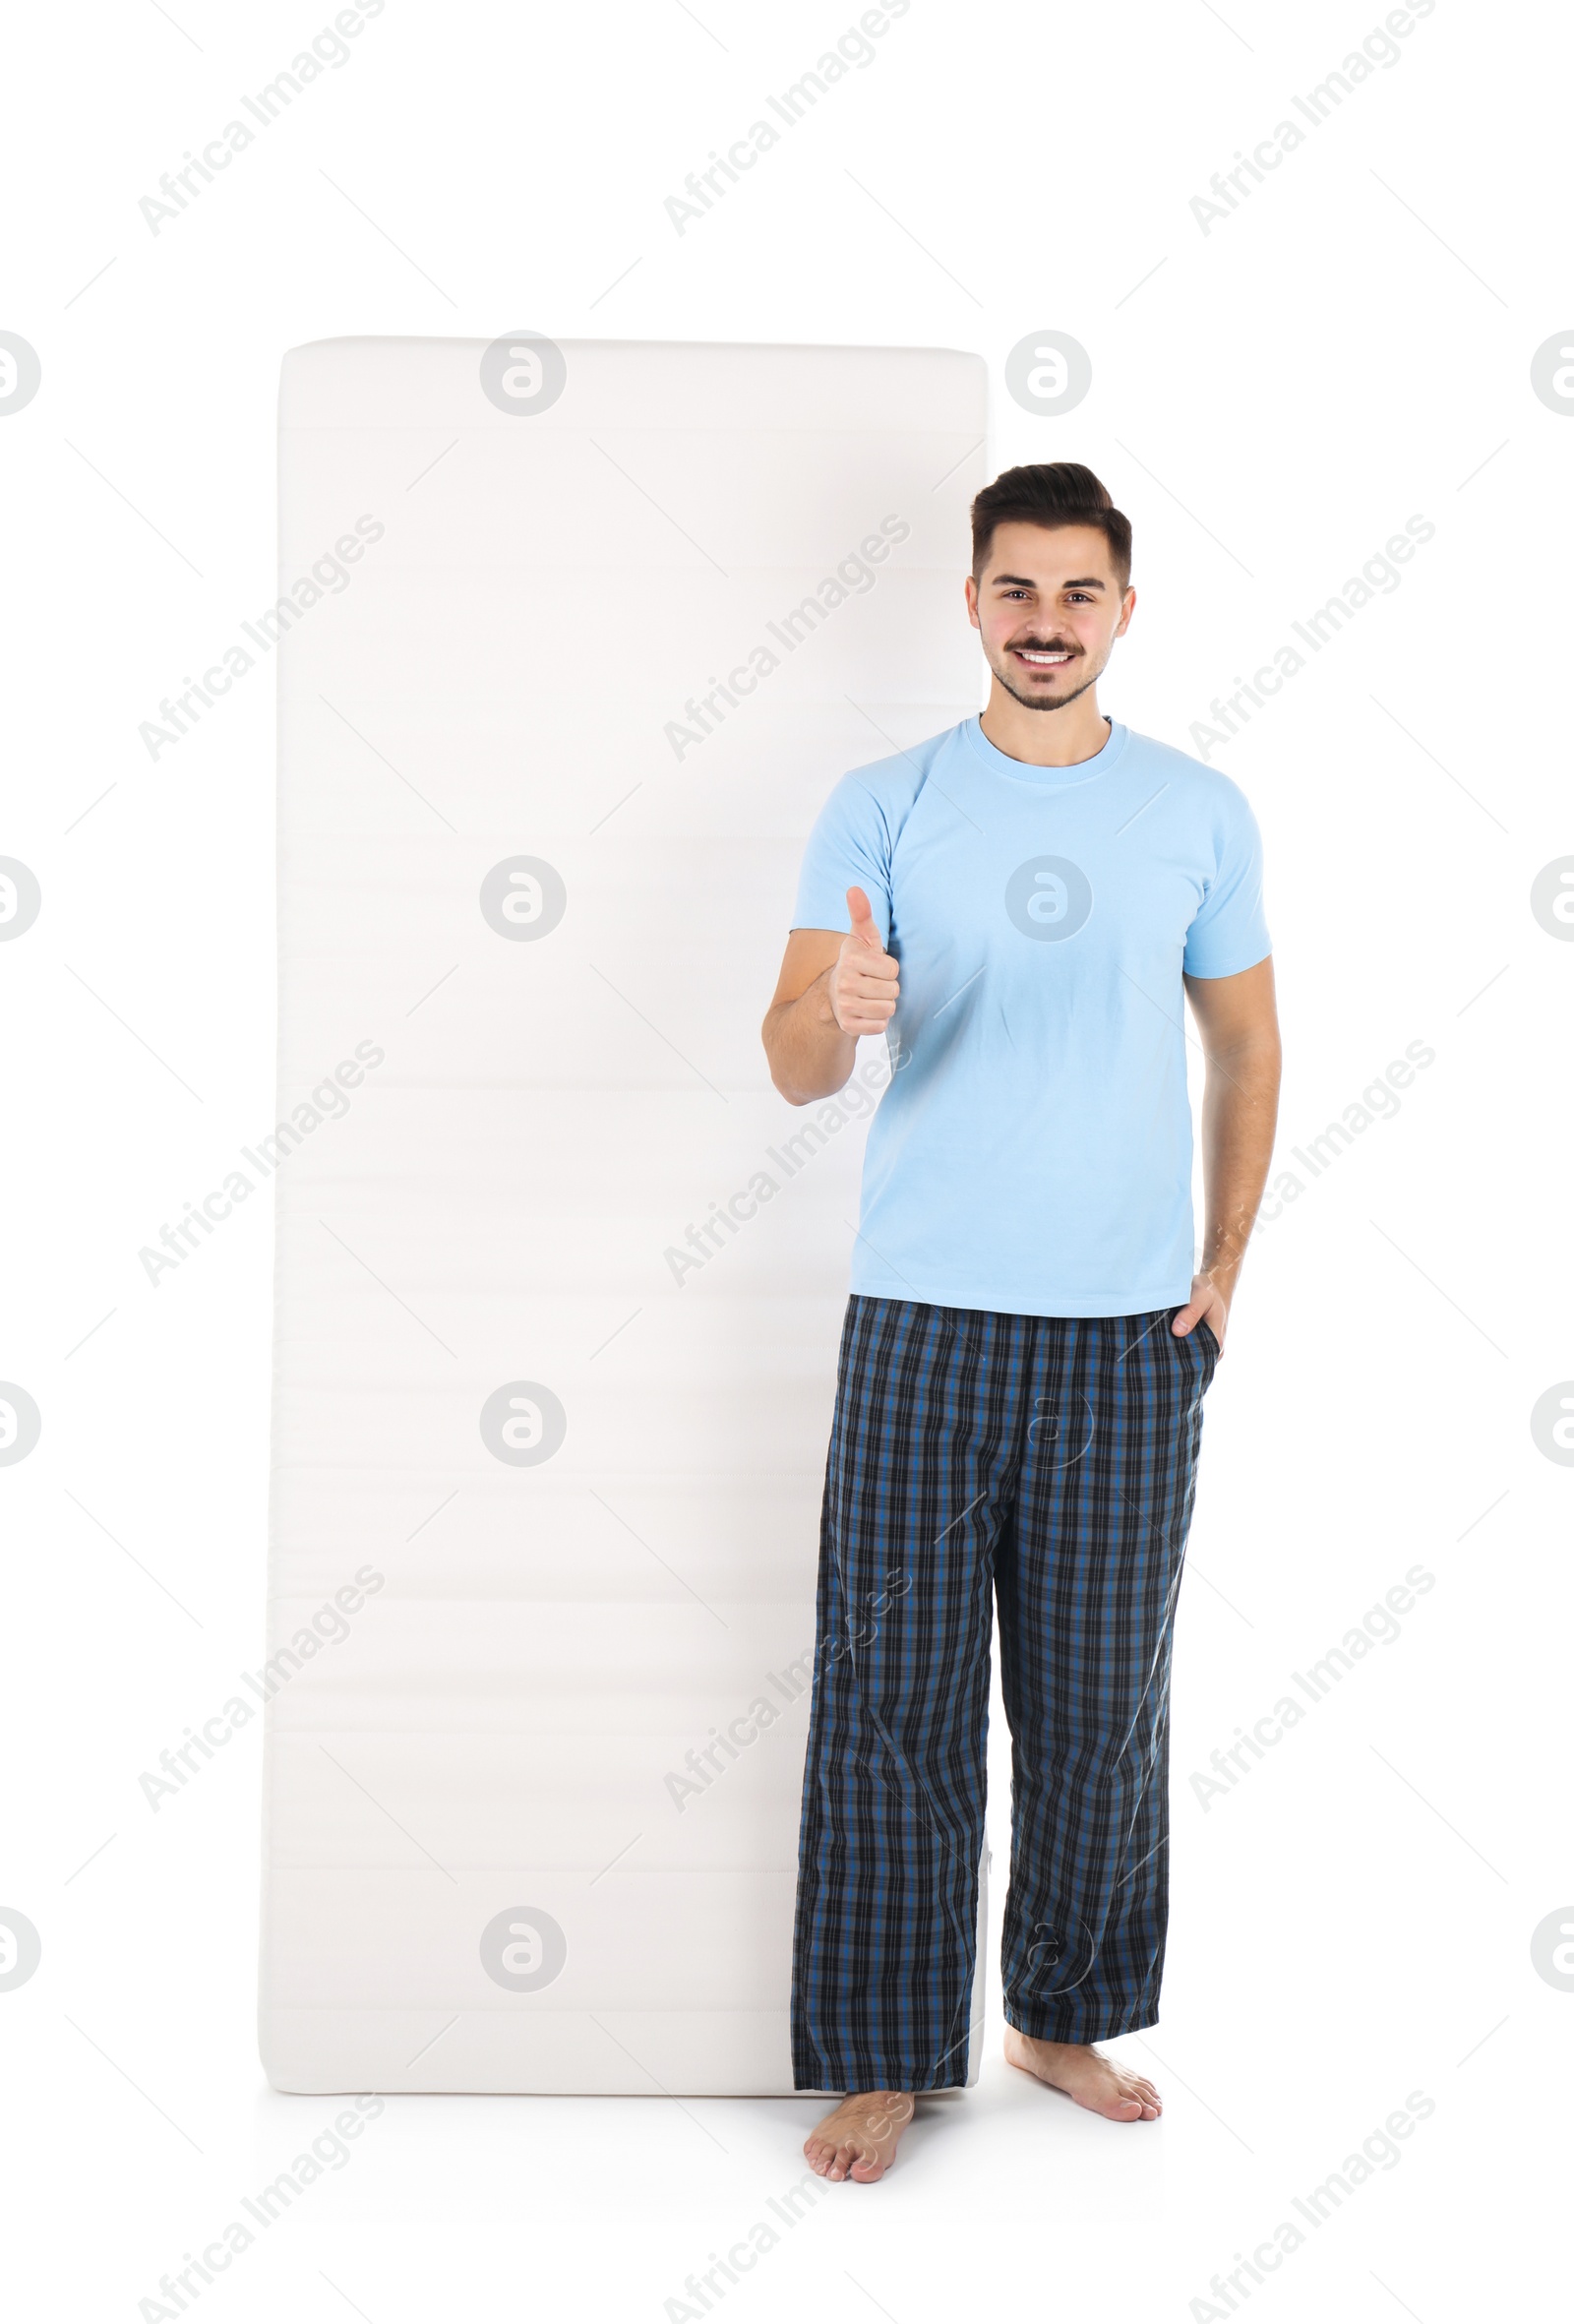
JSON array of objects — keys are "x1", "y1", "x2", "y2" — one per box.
[{"x1": 849, "y1": 2150, "x2": 885, "y2": 2182}]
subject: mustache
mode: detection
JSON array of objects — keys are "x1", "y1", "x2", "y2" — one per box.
[{"x1": 1008, "y1": 640, "x2": 1082, "y2": 654}]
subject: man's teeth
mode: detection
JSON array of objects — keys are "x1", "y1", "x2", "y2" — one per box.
[{"x1": 1016, "y1": 648, "x2": 1071, "y2": 664}]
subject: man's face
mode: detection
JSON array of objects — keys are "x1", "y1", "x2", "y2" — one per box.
[{"x1": 965, "y1": 520, "x2": 1134, "y2": 713}]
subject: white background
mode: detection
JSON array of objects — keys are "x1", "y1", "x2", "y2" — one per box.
[{"x1": 4, "y1": 0, "x2": 1570, "y2": 2316}]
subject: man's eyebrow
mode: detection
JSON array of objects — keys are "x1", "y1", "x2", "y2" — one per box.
[{"x1": 989, "y1": 573, "x2": 1108, "y2": 589}]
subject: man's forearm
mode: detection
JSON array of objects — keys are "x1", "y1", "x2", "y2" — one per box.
[
  {"x1": 762, "y1": 968, "x2": 858, "y2": 1106},
  {"x1": 1199, "y1": 1033, "x2": 1282, "y2": 1291}
]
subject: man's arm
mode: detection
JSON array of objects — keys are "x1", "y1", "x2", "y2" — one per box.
[
  {"x1": 1176, "y1": 954, "x2": 1282, "y2": 1348},
  {"x1": 761, "y1": 886, "x2": 899, "y2": 1107}
]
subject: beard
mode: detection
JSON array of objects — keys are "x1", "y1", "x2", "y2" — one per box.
[{"x1": 991, "y1": 643, "x2": 1104, "y2": 715}]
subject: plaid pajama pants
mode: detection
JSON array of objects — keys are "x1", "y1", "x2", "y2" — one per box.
[{"x1": 790, "y1": 1292, "x2": 1219, "y2": 2094}]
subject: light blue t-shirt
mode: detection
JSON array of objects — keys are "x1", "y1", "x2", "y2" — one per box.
[{"x1": 790, "y1": 713, "x2": 1271, "y2": 1317}]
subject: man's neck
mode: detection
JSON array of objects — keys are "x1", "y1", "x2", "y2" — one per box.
[{"x1": 979, "y1": 680, "x2": 1112, "y2": 768}]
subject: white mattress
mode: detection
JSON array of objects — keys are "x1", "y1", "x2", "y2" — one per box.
[{"x1": 260, "y1": 335, "x2": 990, "y2": 2093}]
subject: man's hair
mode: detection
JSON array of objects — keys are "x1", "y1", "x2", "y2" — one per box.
[{"x1": 969, "y1": 461, "x2": 1132, "y2": 588}]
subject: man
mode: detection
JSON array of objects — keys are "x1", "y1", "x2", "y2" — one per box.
[{"x1": 759, "y1": 460, "x2": 1281, "y2": 2183}]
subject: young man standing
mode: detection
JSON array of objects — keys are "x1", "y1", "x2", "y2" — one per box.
[{"x1": 760, "y1": 462, "x2": 1281, "y2": 2182}]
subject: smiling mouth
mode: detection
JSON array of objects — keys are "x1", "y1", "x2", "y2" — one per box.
[{"x1": 1011, "y1": 645, "x2": 1077, "y2": 667}]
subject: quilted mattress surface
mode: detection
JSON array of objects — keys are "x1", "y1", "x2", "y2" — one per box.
[{"x1": 259, "y1": 334, "x2": 989, "y2": 2093}]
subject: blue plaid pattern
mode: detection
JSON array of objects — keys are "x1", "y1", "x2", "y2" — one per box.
[{"x1": 791, "y1": 1293, "x2": 1218, "y2": 2093}]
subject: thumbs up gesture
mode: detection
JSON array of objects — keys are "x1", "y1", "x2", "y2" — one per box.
[{"x1": 829, "y1": 886, "x2": 900, "y2": 1036}]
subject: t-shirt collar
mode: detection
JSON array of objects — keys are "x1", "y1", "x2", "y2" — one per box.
[{"x1": 962, "y1": 710, "x2": 1129, "y2": 786}]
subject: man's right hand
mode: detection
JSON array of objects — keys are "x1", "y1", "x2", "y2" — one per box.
[{"x1": 828, "y1": 886, "x2": 900, "y2": 1036}]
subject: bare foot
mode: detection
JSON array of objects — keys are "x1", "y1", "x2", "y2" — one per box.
[
  {"x1": 1003, "y1": 2027, "x2": 1162, "y2": 2121},
  {"x1": 803, "y1": 2090, "x2": 915, "y2": 2182}
]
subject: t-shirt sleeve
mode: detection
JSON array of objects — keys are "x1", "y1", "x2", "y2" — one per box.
[
  {"x1": 1182, "y1": 783, "x2": 1272, "y2": 978},
  {"x1": 789, "y1": 772, "x2": 893, "y2": 945}
]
